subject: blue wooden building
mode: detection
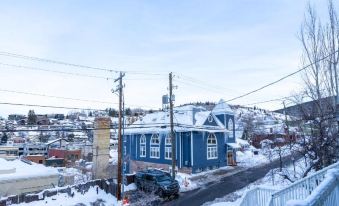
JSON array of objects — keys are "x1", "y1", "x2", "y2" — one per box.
[{"x1": 123, "y1": 100, "x2": 236, "y2": 174}]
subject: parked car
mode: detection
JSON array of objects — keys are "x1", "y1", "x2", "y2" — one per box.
[{"x1": 135, "y1": 169, "x2": 180, "y2": 197}]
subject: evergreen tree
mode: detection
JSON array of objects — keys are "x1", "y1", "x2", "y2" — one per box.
[
  {"x1": 1, "y1": 133, "x2": 7, "y2": 144},
  {"x1": 27, "y1": 110, "x2": 37, "y2": 125},
  {"x1": 125, "y1": 108, "x2": 132, "y2": 116}
]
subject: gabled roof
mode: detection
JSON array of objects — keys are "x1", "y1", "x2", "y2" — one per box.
[
  {"x1": 131, "y1": 105, "x2": 207, "y2": 127},
  {"x1": 126, "y1": 105, "x2": 226, "y2": 134},
  {"x1": 212, "y1": 99, "x2": 234, "y2": 115}
]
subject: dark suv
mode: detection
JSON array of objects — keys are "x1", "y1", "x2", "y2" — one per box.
[{"x1": 135, "y1": 169, "x2": 180, "y2": 197}]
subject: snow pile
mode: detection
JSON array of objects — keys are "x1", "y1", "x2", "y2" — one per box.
[
  {"x1": 0, "y1": 158, "x2": 58, "y2": 181},
  {"x1": 236, "y1": 150, "x2": 268, "y2": 167},
  {"x1": 62, "y1": 168, "x2": 91, "y2": 185},
  {"x1": 176, "y1": 172, "x2": 198, "y2": 192},
  {"x1": 124, "y1": 183, "x2": 137, "y2": 192},
  {"x1": 15, "y1": 186, "x2": 118, "y2": 206}
]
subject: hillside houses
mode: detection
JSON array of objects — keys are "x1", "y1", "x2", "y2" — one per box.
[{"x1": 123, "y1": 100, "x2": 237, "y2": 174}]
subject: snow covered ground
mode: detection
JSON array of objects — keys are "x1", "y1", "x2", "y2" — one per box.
[
  {"x1": 176, "y1": 172, "x2": 199, "y2": 192},
  {"x1": 236, "y1": 149, "x2": 268, "y2": 168},
  {"x1": 14, "y1": 186, "x2": 119, "y2": 206},
  {"x1": 203, "y1": 158, "x2": 313, "y2": 206}
]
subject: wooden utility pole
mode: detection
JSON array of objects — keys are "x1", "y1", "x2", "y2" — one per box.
[
  {"x1": 113, "y1": 72, "x2": 125, "y2": 201},
  {"x1": 169, "y1": 72, "x2": 176, "y2": 179}
]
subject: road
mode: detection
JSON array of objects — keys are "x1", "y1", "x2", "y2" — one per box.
[{"x1": 164, "y1": 156, "x2": 294, "y2": 206}]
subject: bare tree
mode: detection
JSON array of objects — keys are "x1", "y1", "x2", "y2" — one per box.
[{"x1": 295, "y1": 0, "x2": 339, "y2": 176}]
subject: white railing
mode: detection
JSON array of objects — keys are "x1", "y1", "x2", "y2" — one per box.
[
  {"x1": 286, "y1": 169, "x2": 339, "y2": 206},
  {"x1": 239, "y1": 161, "x2": 339, "y2": 206},
  {"x1": 239, "y1": 187, "x2": 277, "y2": 206},
  {"x1": 268, "y1": 161, "x2": 339, "y2": 206}
]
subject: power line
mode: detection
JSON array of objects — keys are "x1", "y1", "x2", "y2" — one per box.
[
  {"x1": 176, "y1": 73, "x2": 240, "y2": 94},
  {"x1": 0, "y1": 89, "x2": 114, "y2": 105},
  {"x1": 0, "y1": 62, "x2": 168, "y2": 80},
  {"x1": 175, "y1": 79, "x2": 238, "y2": 97},
  {"x1": 0, "y1": 51, "x2": 168, "y2": 76},
  {"x1": 223, "y1": 50, "x2": 338, "y2": 103},
  {"x1": 0, "y1": 62, "x2": 113, "y2": 79},
  {"x1": 0, "y1": 102, "x2": 107, "y2": 111},
  {"x1": 0, "y1": 51, "x2": 117, "y2": 72}
]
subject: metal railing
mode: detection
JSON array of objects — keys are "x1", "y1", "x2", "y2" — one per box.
[
  {"x1": 238, "y1": 161, "x2": 339, "y2": 206},
  {"x1": 287, "y1": 169, "x2": 339, "y2": 206},
  {"x1": 268, "y1": 161, "x2": 339, "y2": 206},
  {"x1": 239, "y1": 187, "x2": 277, "y2": 206}
]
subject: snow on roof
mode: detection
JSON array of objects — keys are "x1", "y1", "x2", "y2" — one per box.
[
  {"x1": 131, "y1": 105, "x2": 207, "y2": 127},
  {"x1": 125, "y1": 105, "x2": 226, "y2": 134},
  {"x1": 236, "y1": 137, "x2": 250, "y2": 146},
  {"x1": 227, "y1": 143, "x2": 241, "y2": 149},
  {"x1": 0, "y1": 158, "x2": 58, "y2": 181},
  {"x1": 212, "y1": 99, "x2": 234, "y2": 115},
  {"x1": 194, "y1": 111, "x2": 211, "y2": 126}
]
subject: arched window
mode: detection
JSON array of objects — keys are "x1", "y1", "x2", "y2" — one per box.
[
  {"x1": 228, "y1": 118, "x2": 234, "y2": 138},
  {"x1": 165, "y1": 134, "x2": 172, "y2": 160},
  {"x1": 139, "y1": 135, "x2": 146, "y2": 157},
  {"x1": 150, "y1": 134, "x2": 160, "y2": 158},
  {"x1": 165, "y1": 134, "x2": 171, "y2": 145},
  {"x1": 151, "y1": 134, "x2": 160, "y2": 144},
  {"x1": 207, "y1": 133, "x2": 218, "y2": 159}
]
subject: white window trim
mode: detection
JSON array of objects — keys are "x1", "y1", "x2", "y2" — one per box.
[
  {"x1": 228, "y1": 118, "x2": 234, "y2": 138},
  {"x1": 150, "y1": 133, "x2": 160, "y2": 159},
  {"x1": 207, "y1": 146, "x2": 218, "y2": 159},
  {"x1": 207, "y1": 133, "x2": 218, "y2": 160},
  {"x1": 165, "y1": 134, "x2": 171, "y2": 145},
  {"x1": 140, "y1": 145, "x2": 146, "y2": 157},
  {"x1": 208, "y1": 115, "x2": 213, "y2": 123},
  {"x1": 164, "y1": 146, "x2": 172, "y2": 160},
  {"x1": 150, "y1": 147, "x2": 160, "y2": 159},
  {"x1": 151, "y1": 134, "x2": 160, "y2": 144},
  {"x1": 140, "y1": 135, "x2": 146, "y2": 158},
  {"x1": 140, "y1": 134, "x2": 146, "y2": 144}
]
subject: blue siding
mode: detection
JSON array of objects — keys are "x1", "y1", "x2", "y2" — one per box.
[
  {"x1": 215, "y1": 114, "x2": 225, "y2": 126},
  {"x1": 124, "y1": 114, "x2": 235, "y2": 173},
  {"x1": 181, "y1": 132, "x2": 191, "y2": 167},
  {"x1": 203, "y1": 115, "x2": 219, "y2": 127},
  {"x1": 191, "y1": 131, "x2": 227, "y2": 173}
]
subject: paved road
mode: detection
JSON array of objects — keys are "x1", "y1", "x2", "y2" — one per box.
[{"x1": 164, "y1": 156, "x2": 294, "y2": 206}]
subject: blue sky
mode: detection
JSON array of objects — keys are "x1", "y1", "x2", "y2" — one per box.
[{"x1": 0, "y1": 0, "x2": 336, "y2": 117}]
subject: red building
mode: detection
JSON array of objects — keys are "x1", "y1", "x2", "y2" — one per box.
[
  {"x1": 48, "y1": 148, "x2": 81, "y2": 166},
  {"x1": 25, "y1": 155, "x2": 45, "y2": 164}
]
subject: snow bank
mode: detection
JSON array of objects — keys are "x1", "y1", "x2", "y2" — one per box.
[
  {"x1": 124, "y1": 183, "x2": 137, "y2": 192},
  {"x1": 236, "y1": 150, "x2": 268, "y2": 167},
  {"x1": 15, "y1": 186, "x2": 119, "y2": 206},
  {"x1": 0, "y1": 158, "x2": 58, "y2": 181}
]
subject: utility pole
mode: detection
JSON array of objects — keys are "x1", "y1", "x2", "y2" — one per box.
[
  {"x1": 113, "y1": 72, "x2": 125, "y2": 201},
  {"x1": 169, "y1": 72, "x2": 176, "y2": 179}
]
